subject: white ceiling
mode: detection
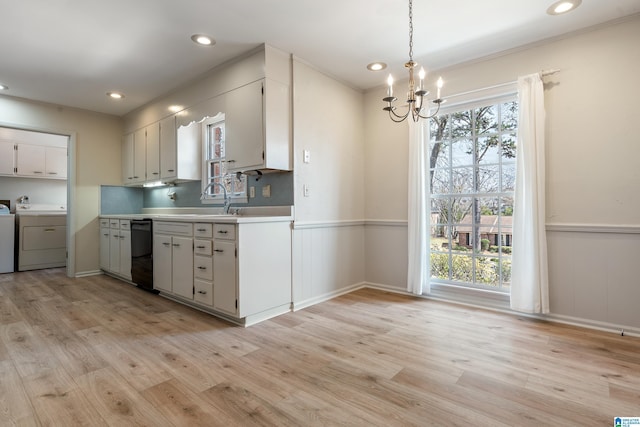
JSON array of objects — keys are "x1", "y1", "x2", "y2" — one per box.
[{"x1": 1, "y1": 0, "x2": 639, "y2": 116}]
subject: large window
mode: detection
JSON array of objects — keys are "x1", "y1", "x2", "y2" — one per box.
[
  {"x1": 201, "y1": 115, "x2": 246, "y2": 203},
  {"x1": 429, "y1": 97, "x2": 517, "y2": 292}
]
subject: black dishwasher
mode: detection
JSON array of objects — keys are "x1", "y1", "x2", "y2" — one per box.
[{"x1": 130, "y1": 219, "x2": 156, "y2": 293}]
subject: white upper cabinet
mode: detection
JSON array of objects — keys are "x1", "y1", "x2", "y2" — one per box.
[
  {"x1": 45, "y1": 146, "x2": 67, "y2": 179},
  {"x1": 160, "y1": 115, "x2": 177, "y2": 180},
  {"x1": 146, "y1": 122, "x2": 160, "y2": 181},
  {"x1": 132, "y1": 128, "x2": 146, "y2": 184},
  {"x1": 163, "y1": 114, "x2": 200, "y2": 182},
  {"x1": 225, "y1": 78, "x2": 291, "y2": 172},
  {"x1": 0, "y1": 140, "x2": 15, "y2": 175},
  {"x1": 14, "y1": 143, "x2": 67, "y2": 179},
  {"x1": 122, "y1": 133, "x2": 134, "y2": 184}
]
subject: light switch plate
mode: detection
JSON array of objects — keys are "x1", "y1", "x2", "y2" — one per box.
[
  {"x1": 262, "y1": 184, "x2": 271, "y2": 198},
  {"x1": 249, "y1": 186, "x2": 255, "y2": 198},
  {"x1": 303, "y1": 149, "x2": 310, "y2": 164}
]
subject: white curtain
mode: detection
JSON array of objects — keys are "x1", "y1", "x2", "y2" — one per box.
[
  {"x1": 510, "y1": 73, "x2": 549, "y2": 313},
  {"x1": 407, "y1": 119, "x2": 431, "y2": 295}
]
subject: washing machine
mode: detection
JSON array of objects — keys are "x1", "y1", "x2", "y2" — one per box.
[{"x1": 0, "y1": 201, "x2": 15, "y2": 273}]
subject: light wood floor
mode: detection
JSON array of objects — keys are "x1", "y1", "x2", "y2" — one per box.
[{"x1": 1, "y1": 268, "x2": 638, "y2": 426}]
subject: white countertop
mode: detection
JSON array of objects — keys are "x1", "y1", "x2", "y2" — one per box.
[{"x1": 100, "y1": 205, "x2": 293, "y2": 224}]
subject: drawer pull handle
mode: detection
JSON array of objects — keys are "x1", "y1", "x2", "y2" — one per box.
[
  {"x1": 196, "y1": 245, "x2": 206, "y2": 249},
  {"x1": 168, "y1": 169, "x2": 175, "y2": 172},
  {"x1": 172, "y1": 243, "x2": 180, "y2": 247},
  {"x1": 197, "y1": 290, "x2": 207, "y2": 295},
  {"x1": 214, "y1": 249, "x2": 224, "y2": 253},
  {"x1": 163, "y1": 242, "x2": 171, "y2": 246},
  {"x1": 197, "y1": 266, "x2": 207, "y2": 270},
  {"x1": 217, "y1": 230, "x2": 228, "y2": 234},
  {"x1": 197, "y1": 228, "x2": 207, "y2": 232},
  {"x1": 44, "y1": 228, "x2": 56, "y2": 232}
]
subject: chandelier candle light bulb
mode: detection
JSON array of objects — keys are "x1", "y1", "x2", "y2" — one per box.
[{"x1": 387, "y1": 74, "x2": 394, "y2": 98}]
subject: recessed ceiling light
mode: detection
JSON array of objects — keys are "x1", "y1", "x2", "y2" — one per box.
[
  {"x1": 191, "y1": 34, "x2": 215, "y2": 46},
  {"x1": 107, "y1": 91, "x2": 124, "y2": 99},
  {"x1": 367, "y1": 62, "x2": 387, "y2": 71},
  {"x1": 547, "y1": 0, "x2": 581, "y2": 15},
  {"x1": 168, "y1": 105, "x2": 184, "y2": 113},
  {"x1": 0, "y1": 84, "x2": 8, "y2": 90}
]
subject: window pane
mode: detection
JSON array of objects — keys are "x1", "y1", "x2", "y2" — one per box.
[
  {"x1": 450, "y1": 196, "x2": 473, "y2": 225},
  {"x1": 475, "y1": 106, "x2": 498, "y2": 135},
  {"x1": 430, "y1": 252, "x2": 450, "y2": 280},
  {"x1": 502, "y1": 133, "x2": 517, "y2": 161},
  {"x1": 431, "y1": 198, "x2": 450, "y2": 225},
  {"x1": 477, "y1": 136, "x2": 500, "y2": 164},
  {"x1": 502, "y1": 164, "x2": 516, "y2": 192},
  {"x1": 428, "y1": 142, "x2": 449, "y2": 169},
  {"x1": 430, "y1": 116, "x2": 449, "y2": 141},
  {"x1": 501, "y1": 197, "x2": 514, "y2": 217},
  {"x1": 499, "y1": 256, "x2": 512, "y2": 288},
  {"x1": 451, "y1": 140, "x2": 473, "y2": 167},
  {"x1": 477, "y1": 165, "x2": 500, "y2": 193},
  {"x1": 451, "y1": 111, "x2": 472, "y2": 138},
  {"x1": 451, "y1": 167, "x2": 474, "y2": 193},
  {"x1": 475, "y1": 256, "x2": 499, "y2": 287},
  {"x1": 451, "y1": 254, "x2": 473, "y2": 282},
  {"x1": 501, "y1": 101, "x2": 518, "y2": 131},
  {"x1": 478, "y1": 197, "x2": 500, "y2": 216},
  {"x1": 431, "y1": 169, "x2": 450, "y2": 194}
]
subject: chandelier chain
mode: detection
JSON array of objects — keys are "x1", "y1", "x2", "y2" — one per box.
[{"x1": 408, "y1": 0, "x2": 414, "y2": 61}]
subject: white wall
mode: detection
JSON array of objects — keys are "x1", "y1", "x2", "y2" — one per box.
[
  {"x1": 0, "y1": 96, "x2": 123, "y2": 275},
  {"x1": 363, "y1": 16, "x2": 640, "y2": 332},
  {"x1": 291, "y1": 59, "x2": 366, "y2": 307}
]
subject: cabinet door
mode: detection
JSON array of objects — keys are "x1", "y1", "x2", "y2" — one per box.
[
  {"x1": 45, "y1": 146, "x2": 67, "y2": 179},
  {"x1": 109, "y1": 229, "x2": 121, "y2": 273},
  {"x1": 171, "y1": 236, "x2": 194, "y2": 299},
  {"x1": 153, "y1": 234, "x2": 172, "y2": 292},
  {"x1": 15, "y1": 144, "x2": 46, "y2": 177},
  {"x1": 160, "y1": 115, "x2": 177, "y2": 180},
  {"x1": 213, "y1": 240, "x2": 237, "y2": 315},
  {"x1": 122, "y1": 133, "x2": 134, "y2": 184},
  {"x1": 0, "y1": 140, "x2": 14, "y2": 175},
  {"x1": 119, "y1": 229, "x2": 132, "y2": 279},
  {"x1": 225, "y1": 80, "x2": 264, "y2": 170},
  {"x1": 99, "y1": 227, "x2": 110, "y2": 270},
  {"x1": 146, "y1": 123, "x2": 160, "y2": 181},
  {"x1": 132, "y1": 128, "x2": 146, "y2": 183}
]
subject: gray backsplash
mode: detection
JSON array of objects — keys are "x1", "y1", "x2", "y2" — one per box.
[{"x1": 101, "y1": 171, "x2": 293, "y2": 214}]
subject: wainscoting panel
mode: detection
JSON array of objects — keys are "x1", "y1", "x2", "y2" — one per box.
[
  {"x1": 292, "y1": 222, "x2": 365, "y2": 309},
  {"x1": 547, "y1": 225, "x2": 640, "y2": 330}
]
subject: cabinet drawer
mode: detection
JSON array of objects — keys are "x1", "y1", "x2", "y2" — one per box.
[
  {"x1": 214, "y1": 224, "x2": 235, "y2": 240},
  {"x1": 109, "y1": 219, "x2": 120, "y2": 229},
  {"x1": 194, "y1": 279, "x2": 213, "y2": 306},
  {"x1": 100, "y1": 218, "x2": 110, "y2": 228},
  {"x1": 120, "y1": 219, "x2": 130, "y2": 230},
  {"x1": 194, "y1": 239, "x2": 212, "y2": 256},
  {"x1": 194, "y1": 223, "x2": 213, "y2": 238},
  {"x1": 194, "y1": 255, "x2": 213, "y2": 281},
  {"x1": 154, "y1": 221, "x2": 193, "y2": 236}
]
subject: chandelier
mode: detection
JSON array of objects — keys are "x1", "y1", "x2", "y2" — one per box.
[{"x1": 383, "y1": 0, "x2": 444, "y2": 123}]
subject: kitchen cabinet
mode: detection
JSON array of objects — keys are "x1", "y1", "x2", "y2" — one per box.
[
  {"x1": 12, "y1": 143, "x2": 66, "y2": 179},
  {"x1": 225, "y1": 79, "x2": 291, "y2": 172},
  {"x1": 100, "y1": 218, "x2": 132, "y2": 280},
  {"x1": 153, "y1": 222, "x2": 194, "y2": 298},
  {"x1": 122, "y1": 133, "x2": 134, "y2": 184},
  {"x1": 121, "y1": 129, "x2": 146, "y2": 185},
  {"x1": 0, "y1": 140, "x2": 14, "y2": 175},
  {"x1": 146, "y1": 122, "x2": 160, "y2": 182},
  {"x1": 213, "y1": 239, "x2": 237, "y2": 315},
  {"x1": 163, "y1": 114, "x2": 200, "y2": 182}
]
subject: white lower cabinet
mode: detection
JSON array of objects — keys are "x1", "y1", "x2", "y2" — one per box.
[
  {"x1": 99, "y1": 218, "x2": 131, "y2": 280},
  {"x1": 151, "y1": 219, "x2": 291, "y2": 325},
  {"x1": 153, "y1": 222, "x2": 193, "y2": 297}
]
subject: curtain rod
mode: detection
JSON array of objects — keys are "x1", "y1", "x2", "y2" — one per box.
[{"x1": 444, "y1": 69, "x2": 560, "y2": 101}]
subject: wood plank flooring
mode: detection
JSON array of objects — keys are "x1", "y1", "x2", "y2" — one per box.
[{"x1": 1, "y1": 268, "x2": 639, "y2": 426}]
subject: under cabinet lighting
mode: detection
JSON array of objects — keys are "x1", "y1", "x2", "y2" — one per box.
[
  {"x1": 0, "y1": 84, "x2": 8, "y2": 90},
  {"x1": 143, "y1": 181, "x2": 165, "y2": 188}
]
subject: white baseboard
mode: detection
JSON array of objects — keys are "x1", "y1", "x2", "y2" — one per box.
[
  {"x1": 292, "y1": 282, "x2": 367, "y2": 311},
  {"x1": 75, "y1": 270, "x2": 102, "y2": 278}
]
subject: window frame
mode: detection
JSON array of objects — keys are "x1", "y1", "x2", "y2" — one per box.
[{"x1": 429, "y1": 94, "x2": 517, "y2": 293}]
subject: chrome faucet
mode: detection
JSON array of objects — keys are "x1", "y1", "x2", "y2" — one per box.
[{"x1": 200, "y1": 181, "x2": 231, "y2": 214}]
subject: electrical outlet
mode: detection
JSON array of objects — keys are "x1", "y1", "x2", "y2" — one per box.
[
  {"x1": 303, "y1": 184, "x2": 310, "y2": 197},
  {"x1": 262, "y1": 184, "x2": 271, "y2": 198},
  {"x1": 249, "y1": 186, "x2": 255, "y2": 198}
]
